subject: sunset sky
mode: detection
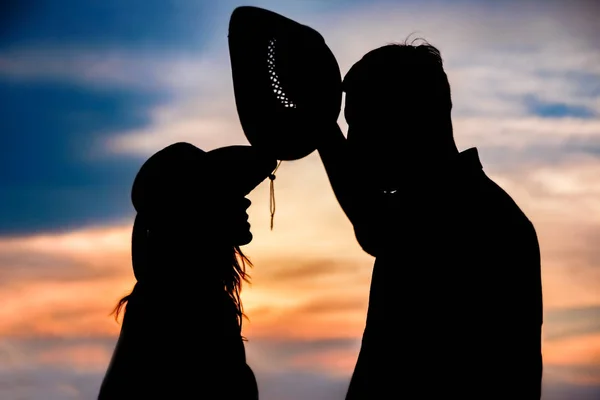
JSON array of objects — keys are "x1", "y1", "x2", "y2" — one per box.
[{"x1": 1, "y1": 0, "x2": 600, "y2": 399}]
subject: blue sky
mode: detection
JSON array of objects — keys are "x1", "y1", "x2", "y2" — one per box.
[
  {"x1": 2, "y1": 0, "x2": 599, "y2": 235},
  {"x1": 1, "y1": 1, "x2": 600, "y2": 399},
  {"x1": 2, "y1": 0, "x2": 213, "y2": 49},
  {"x1": 0, "y1": 0, "x2": 197, "y2": 233}
]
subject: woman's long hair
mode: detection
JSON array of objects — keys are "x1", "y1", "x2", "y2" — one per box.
[{"x1": 112, "y1": 213, "x2": 252, "y2": 333}]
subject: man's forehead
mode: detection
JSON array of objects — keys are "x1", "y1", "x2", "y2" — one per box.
[
  {"x1": 344, "y1": 49, "x2": 442, "y2": 93},
  {"x1": 344, "y1": 69, "x2": 417, "y2": 100}
]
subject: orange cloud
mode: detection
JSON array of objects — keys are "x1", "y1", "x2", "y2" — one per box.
[
  {"x1": 545, "y1": 334, "x2": 600, "y2": 367},
  {"x1": 0, "y1": 223, "x2": 372, "y2": 342},
  {"x1": 0, "y1": 226, "x2": 135, "y2": 338},
  {"x1": 1, "y1": 150, "x2": 600, "y2": 387},
  {"x1": 543, "y1": 331, "x2": 600, "y2": 385},
  {"x1": 0, "y1": 278, "x2": 129, "y2": 338}
]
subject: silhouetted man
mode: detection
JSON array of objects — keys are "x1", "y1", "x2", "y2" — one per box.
[{"x1": 317, "y1": 42, "x2": 543, "y2": 399}]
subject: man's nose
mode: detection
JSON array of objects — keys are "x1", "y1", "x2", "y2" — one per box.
[{"x1": 242, "y1": 197, "x2": 251, "y2": 210}]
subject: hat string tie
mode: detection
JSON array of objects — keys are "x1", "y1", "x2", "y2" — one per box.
[{"x1": 269, "y1": 160, "x2": 282, "y2": 230}]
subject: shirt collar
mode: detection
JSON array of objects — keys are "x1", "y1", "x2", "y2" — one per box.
[{"x1": 456, "y1": 147, "x2": 483, "y2": 171}]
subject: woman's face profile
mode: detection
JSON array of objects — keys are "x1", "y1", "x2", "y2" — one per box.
[{"x1": 218, "y1": 196, "x2": 253, "y2": 246}]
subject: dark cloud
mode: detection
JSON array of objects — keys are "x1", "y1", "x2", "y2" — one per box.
[
  {"x1": 544, "y1": 306, "x2": 600, "y2": 341},
  {"x1": 257, "y1": 370, "x2": 350, "y2": 400},
  {"x1": 263, "y1": 258, "x2": 364, "y2": 283},
  {"x1": 2, "y1": 336, "x2": 117, "y2": 356},
  {"x1": 542, "y1": 377, "x2": 600, "y2": 400},
  {"x1": 0, "y1": 80, "x2": 156, "y2": 187},
  {"x1": 0, "y1": 187, "x2": 135, "y2": 236},
  {"x1": 556, "y1": 72, "x2": 600, "y2": 99},
  {"x1": 0, "y1": 0, "x2": 213, "y2": 51},
  {"x1": 479, "y1": 140, "x2": 600, "y2": 175},
  {"x1": 545, "y1": 364, "x2": 600, "y2": 385},
  {"x1": 249, "y1": 337, "x2": 359, "y2": 356},
  {"x1": 245, "y1": 337, "x2": 359, "y2": 375},
  {"x1": 0, "y1": 80, "x2": 161, "y2": 235},
  {"x1": 0, "y1": 335, "x2": 354, "y2": 400},
  {"x1": 0, "y1": 368, "x2": 103, "y2": 400},
  {"x1": 561, "y1": 138, "x2": 600, "y2": 159},
  {"x1": 524, "y1": 96, "x2": 596, "y2": 119},
  {"x1": 295, "y1": 296, "x2": 366, "y2": 314},
  {"x1": 1, "y1": 335, "x2": 600, "y2": 399}
]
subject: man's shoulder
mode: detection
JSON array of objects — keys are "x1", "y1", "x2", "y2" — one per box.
[
  {"x1": 474, "y1": 173, "x2": 525, "y2": 213},
  {"x1": 475, "y1": 173, "x2": 538, "y2": 238}
]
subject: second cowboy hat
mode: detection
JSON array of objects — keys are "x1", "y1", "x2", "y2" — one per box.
[{"x1": 131, "y1": 142, "x2": 277, "y2": 215}]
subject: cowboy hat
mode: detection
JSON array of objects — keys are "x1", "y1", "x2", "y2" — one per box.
[
  {"x1": 228, "y1": 6, "x2": 342, "y2": 161},
  {"x1": 131, "y1": 142, "x2": 277, "y2": 214}
]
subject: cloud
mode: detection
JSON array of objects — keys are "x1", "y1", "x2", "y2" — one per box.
[
  {"x1": 0, "y1": 223, "x2": 370, "y2": 340},
  {"x1": 296, "y1": 295, "x2": 367, "y2": 315},
  {"x1": 246, "y1": 337, "x2": 358, "y2": 370},
  {"x1": 1, "y1": 0, "x2": 597, "y2": 162},
  {"x1": 0, "y1": 251, "x2": 107, "y2": 285},
  {"x1": 480, "y1": 158, "x2": 600, "y2": 309},
  {"x1": 256, "y1": 370, "x2": 349, "y2": 400},
  {"x1": 316, "y1": 0, "x2": 600, "y2": 118},
  {"x1": 0, "y1": 225, "x2": 132, "y2": 288},
  {"x1": 0, "y1": 47, "x2": 225, "y2": 94},
  {"x1": 0, "y1": 0, "x2": 597, "y2": 204},
  {"x1": 0, "y1": 1, "x2": 332, "y2": 95},
  {"x1": 0, "y1": 335, "x2": 354, "y2": 400},
  {"x1": 1, "y1": 223, "x2": 600, "y2": 398},
  {"x1": 4, "y1": 331, "x2": 600, "y2": 400},
  {"x1": 0, "y1": 336, "x2": 116, "y2": 371},
  {"x1": 0, "y1": 278, "x2": 128, "y2": 338},
  {"x1": 102, "y1": 103, "x2": 247, "y2": 157},
  {"x1": 262, "y1": 258, "x2": 363, "y2": 284},
  {"x1": 525, "y1": 97, "x2": 596, "y2": 119},
  {"x1": 454, "y1": 117, "x2": 600, "y2": 174},
  {"x1": 0, "y1": 77, "x2": 160, "y2": 235},
  {"x1": 0, "y1": 227, "x2": 134, "y2": 338},
  {"x1": 91, "y1": 0, "x2": 600, "y2": 169},
  {"x1": 542, "y1": 313, "x2": 600, "y2": 387},
  {"x1": 0, "y1": 225, "x2": 131, "y2": 256},
  {"x1": 545, "y1": 307, "x2": 600, "y2": 342},
  {"x1": 0, "y1": 368, "x2": 103, "y2": 400},
  {"x1": 0, "y1": 0, "x2": 216, "y2": 51},
  {"x1": 542, "y1": 381, "x2": 600, "y2": 400},
  {"x1": 0, "y1": 333, "x2": 357, "y2": 400},
  {"x1": 0, "y1": 336, "x2": 115, "y2": 399}
]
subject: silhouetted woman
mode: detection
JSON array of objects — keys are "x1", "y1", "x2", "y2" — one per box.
[{"x1": 98, "y1": 142, "x2": 276, "y2": 400}]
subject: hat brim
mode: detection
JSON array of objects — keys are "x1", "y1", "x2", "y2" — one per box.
[{"x1": 206, "y1": 145, "x2": 277, "y2": 196}]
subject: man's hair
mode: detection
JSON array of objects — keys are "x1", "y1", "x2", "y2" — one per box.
[{"x1": 343, "y1": 39, "x2": 452, "y2": 124}]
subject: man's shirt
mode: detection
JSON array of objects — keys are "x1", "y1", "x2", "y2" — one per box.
[{"x1": 347, "y1": 148, "x2": 543, "y2": 399}]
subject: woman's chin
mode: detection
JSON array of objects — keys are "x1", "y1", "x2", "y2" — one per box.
[{"x1": 234, "y1": 230, "x2": 253, "y2": 246}]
